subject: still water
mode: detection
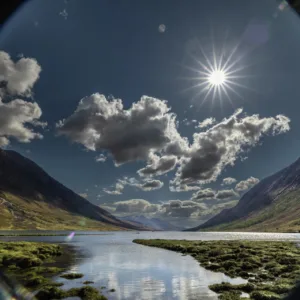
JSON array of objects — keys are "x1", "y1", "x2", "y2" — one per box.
[{"x1": 1, "y1": 231, "x2": 300, "y2": 300}]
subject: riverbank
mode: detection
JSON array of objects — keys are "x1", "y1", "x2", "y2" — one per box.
[
  {"x1": 0, "y1": 241, "x2": 107, "y2": 299},
  {"x1": 133, "y1": 239, "x2": 300, "y2": 299}
]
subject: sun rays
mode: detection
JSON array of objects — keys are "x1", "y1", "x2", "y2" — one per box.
[{"x1": 180, "y1": 36, "x2": 255, "y2": 110}]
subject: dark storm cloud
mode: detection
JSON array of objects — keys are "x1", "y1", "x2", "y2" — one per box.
[
  {"x1": 138, "y1": 154, "x2": 177, "y2": 177},
  {"x1": 56, "y1": 94, "x2": 188, "y2": 165},
  {"x1": 235, "y1": 176, "x2": 259, "y2": 192},
  {"x1": 0, "y1": 51, "x2": 41, "y2": 98},
  {"x1": 174, "y1": 108, "x2": 290, "y2": 186},
  {"x1": 191, "y1": 188, "x2": 216, "y2": 201},
  {"x1": 215, "y1": 189, "x2": 239, "y2": 200}
]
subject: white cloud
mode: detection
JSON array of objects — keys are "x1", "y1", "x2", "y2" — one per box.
[
  {"x1": 174, "y1": 108, "x2": 290, "y2": 186},
  {"x1": 196, "y1": 117, "x2": 216, "y2": 129},
  {"x1": 103, "y1": 182, "x2": 124, "y2": 195},
  {"x1": 103, "y1": 177, "x2": 164, "y2": 195},
  {"x1": 95, "y1": 153, "x2": 107, "y2": 162},
  {"x1": 215, "y1": 189, "x2": 239, "y2": 200},
  {"x1": 139, "y1": 179, "x2": 164, "y2": 191},
  {"x1": 138, "y1": 153, "x2": 177, "y2": 177},
  {"x1": 235, "y1": 176, "x2": 259, "y2": 192},
  {"x1": 222, "y1": 177, "x2": 237, "y2": 185},
  {"x1": 0, "y1": 51, "x2": 45, "y2": 147},
  {"x1": 57, "y1": 94, "x2": 290, "y2": 190},
  {"x1": 191, "y1": 188, "x2": 216, "y2": 201},
  {"x1": 169, "y1": 182, "x2": 200, "y2": 192},
  {"x1": 0, "y1": 51, "x2": 41, "y2": 98},
  {"x1": 0, "y1": 98, "x2": 46, "y2": 147},
  {"x1": 57, "y1": 94, "x2": 188, "y2": 165},
  {"x1": 114, "y1": 199, "x2": 160, "y2": 213},
  {"x1": 79, "y1": 193, "x2": 88, "y2": 199},
  {"x1": 162, "y1": 200, "x2": 206, "y2": 218}
]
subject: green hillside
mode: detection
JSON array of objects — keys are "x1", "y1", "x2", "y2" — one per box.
[
  {"x1": 0, "y1": 191, "x2": 122, "y2": 231},
  {"x1": 204, "y1": 189, "x2": 300, "y2": 233}
]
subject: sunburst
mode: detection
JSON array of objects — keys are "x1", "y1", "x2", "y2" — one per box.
[{"x1": 180, "y1": 36, "x2": 253, "y2": 109}]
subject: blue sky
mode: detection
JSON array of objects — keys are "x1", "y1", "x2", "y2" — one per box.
[{"x1": 1, "y1": 0, "x2": 300, "y2": 227}]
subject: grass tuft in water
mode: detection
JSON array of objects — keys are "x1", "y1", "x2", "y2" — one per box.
[{"x1": 60, "y1": 272, "x2": 84, "y2": 279}]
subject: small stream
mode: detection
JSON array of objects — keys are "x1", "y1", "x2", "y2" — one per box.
[{"x1": 1, "y1": 231, "x2": 300, "y2": 299}]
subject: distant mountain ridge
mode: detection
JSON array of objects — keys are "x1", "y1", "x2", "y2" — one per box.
[
  {"x1": 188, "y1": 157, "x2": 300, "y2": 232},
  {"x1": 119, "y1": 215, "x2": 181, "y2": 231},
  {"x1": 0, "y1": 148, "x2": 140, "y2": 230}
]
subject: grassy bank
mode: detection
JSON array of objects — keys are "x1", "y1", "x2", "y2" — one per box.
[
  {"x1": 0, "y1": 241, "x2": 107, "y2": 299},
  {"x1": 133, "y1": 239, "x2": 300, "y2": 299}
]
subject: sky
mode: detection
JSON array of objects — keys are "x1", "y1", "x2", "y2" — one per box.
[{"x1": 0, "y1": 0, "x2": 300, "y2": 228}]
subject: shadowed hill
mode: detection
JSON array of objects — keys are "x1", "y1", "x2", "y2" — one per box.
[
  {"x1": 187, "y1": 157, "x2": 300, "y2": 232},
  {"x1": 0, "y1": 149, "x2": 141, "y2": 230}
]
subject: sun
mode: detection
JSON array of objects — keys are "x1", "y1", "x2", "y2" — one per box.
[
  {"x1": 208, "y1": 70, "x2": 226, "y2": 86},
  {"x1": 181, "y1": 37, "x2": 252, "y2": 109}
]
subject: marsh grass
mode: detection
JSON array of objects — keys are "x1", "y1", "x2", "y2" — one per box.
[
  {"x1": 133, "y1": 239, "x2": 300, "y2": 299},
  {"x1": 0, "y1": 241, "x2": 107, "y2": 299},
  {"x1": 60, "y1": 272, "x2": 84, "y2": 279},
  {"x1": 36, "y1": 285, "x2": 107, "y2": 300}
]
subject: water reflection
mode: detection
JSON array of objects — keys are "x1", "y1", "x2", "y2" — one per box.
[
  {"x1": 54, "y1": 234, "x2": 247, "y2": 299},
  {"x1": 1, "y1": 231, "x2": 300, "y2": 299}
]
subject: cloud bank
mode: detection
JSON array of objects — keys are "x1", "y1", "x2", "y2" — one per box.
[{"x1": 57, "y1": 94, "x2": 290, "y2": 190}]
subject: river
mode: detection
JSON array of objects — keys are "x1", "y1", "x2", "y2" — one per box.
[{"x1": 1, "y1": 231, "x2": 300, "y2": 300}]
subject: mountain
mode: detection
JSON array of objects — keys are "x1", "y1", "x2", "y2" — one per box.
[
  {"x1": 188, "y1": 157, "x2": 300, "y2": 232},
  {"x1": 119, "y1": 215, "x2": 181, "y2": 231},
  {"x1": 0, "y1": 149, "x2": 141, "y2": 230}
]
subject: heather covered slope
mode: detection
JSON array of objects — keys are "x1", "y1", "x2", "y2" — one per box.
[
  {"x1": 0, "y1": 149, "x2": 140, "y2": 230},
  {"x1": 188, "y1": 157, "x2": 300, "y2": 232}
]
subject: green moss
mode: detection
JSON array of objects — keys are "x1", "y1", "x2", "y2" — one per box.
[
  {"x1": 83, "y1": 280, "x2": 94, "y2": 284},
  {"x1": 36, "y1": 286, "x2": 107, "y2": 300},
  {"x1": 60, "y1": 272, "x2": 84, "y2": 279},
  {"x1": 133, "y1": 239, "x2": 300, "y2": 299},
  {"x1": 24, "y1": 275, "x2": 48, "y2": 287},
  {"x1": 209, "y1": 282, "x2": 255, "y2": 293},
  {"x1": 250, "y1": 290, "x2": 281, "y2": 300},
  {"x1": 218, "y1": 291, "x2": 242, "y2": 300},
  {"x1": 0, "y1": 241, "x2": 74, "y2": 291}
]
